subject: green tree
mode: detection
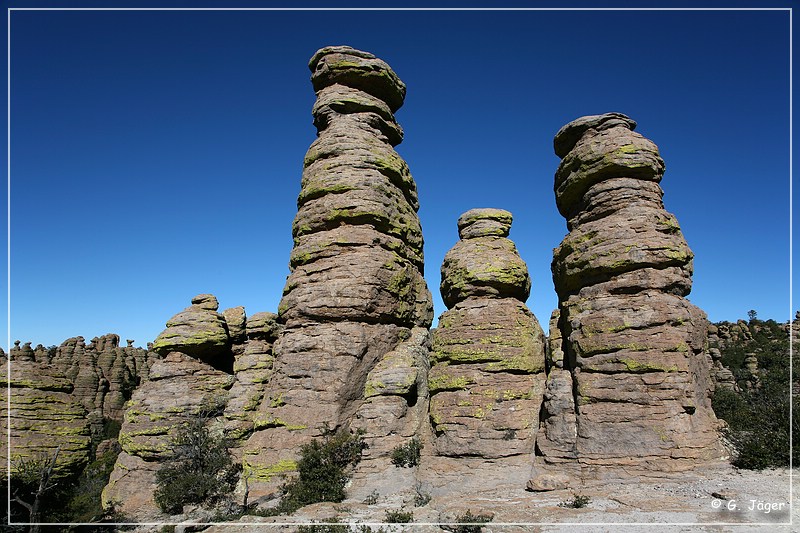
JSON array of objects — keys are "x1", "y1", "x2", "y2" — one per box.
[
  {"x1": 277, "y1": 428, "x2": 367, "y2": 514},
  {"x1": 711, "y1": 317, "x2": 795, "y2": 469},
  {"x1": 154, "y1": 417, "x2": 240, "y2": 515}
]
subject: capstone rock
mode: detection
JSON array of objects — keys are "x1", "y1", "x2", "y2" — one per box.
[{"x1": 152, "y1": 294, "x2": 233, "y2": 371}]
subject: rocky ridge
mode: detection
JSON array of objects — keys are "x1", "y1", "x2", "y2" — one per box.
[{"x1": 2, "y1": 334, "x2": 156, "y2": 480}]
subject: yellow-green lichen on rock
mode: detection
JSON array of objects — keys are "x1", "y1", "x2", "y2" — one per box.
[
  {"x1": 540, "y1": 112, "x2": 725, "y2": 472},
  {"x1": 429, "y1": 209, "x2": 546, "y2": 458}
]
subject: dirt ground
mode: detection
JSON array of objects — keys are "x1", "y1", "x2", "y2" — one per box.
[{"x1": 194, "y1": 464, "x2": 794, "y2": 532}]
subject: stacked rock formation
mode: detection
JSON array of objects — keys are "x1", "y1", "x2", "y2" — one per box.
[
  {"x1": 51, "y1": 334, "x2": 154, "y2": 424},
  {"x1": 104, "y1": 294, "x2": 237, "y2": 519},
  {"x1": 223, "y1": 311, "x2": 282, "y2": 443},
  {"x1": 429, "y1": 209, "x2": 546, "y2": 458},
  {"x1": 242, "y1": 46, "x2": 432, "y2": 495},
  {"x1": 1, "y1": 348, "x2": 92, "y2": 480},
  {"x1": 533, "y1": 113, "x2": 722, "y2": 482}
]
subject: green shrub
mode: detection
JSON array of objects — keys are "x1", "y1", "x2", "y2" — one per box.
[
  {"x1": 443, "y1": 510, "x2": 493, "y2": 533},
  {"x1": 711, "y1": 317, "x2": 795, "y2": 470},
  {"x1": 390, "y1": 437, "x2": 422, "y2": 467},
  {"x1": 413, "y1": 482, "x2": 432, "y2": 507},
  {"x1": 558, "y1": 494, "x2": 591, "y2": 508},
  {"x1": 153, "y1": 417, "x2": 240, "y2": 514},
  {"x1": 277, "y1": 428, "x2": 367, "y2": 514},
  {"x1": 385, "y1": 509, "x2": 413, "y2": 523}
]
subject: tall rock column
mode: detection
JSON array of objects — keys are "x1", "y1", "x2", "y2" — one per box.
[
  {"x1": 429, "y1": 209, "x2": 546, "y2": 458},
  {"x1": 535, "y1": 113, "x2": 722, "y2": 481},
  {"x1": 242, "y1": 46, "x2": 433, "y2": 495}
]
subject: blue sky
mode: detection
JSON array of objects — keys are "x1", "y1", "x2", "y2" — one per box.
[{"x1": 3, "y1": 2, "x2": 795, "y2": 349}]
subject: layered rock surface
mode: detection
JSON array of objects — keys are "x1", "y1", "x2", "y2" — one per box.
[
  {"x1": 429, "y1": 209, "x2": 546, "y2": 458},
  {"x1": 242, "y1": 46, "x2": 433, "y2": 498},
  {"x1": 1, "y1": 350, "x2": 92, "y2": 480},
  {"x1": 2, "y1": 334, "x2": 155, "y2": 482},
  {"x1": 104, "y1": 294, "x2": 238, "y2": 519},
  {"x1": 533, "y1": 113, "x2": 723, "y2": 482}
]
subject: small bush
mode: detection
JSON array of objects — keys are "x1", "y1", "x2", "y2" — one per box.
[
  {"x1": 153, "y1": 417, "x2": 240, "y2": 515},
  {"x1": 362, "y1": 490, "x2": 379, "y2": 505},
  {"x1": 413, "y1": 483, "x2": 432, "y2": 507},
  {"x1": 385, "y1": 509, "x2": 413, "y2": 523},
  {"x1": 443, "y1": 510, "x2": 493, "y2": 533},
  {"x1": 558, "y1": 494, "x2": 591, "y2": 508},
  {"x1": 277, "y1": 428, "x2": 367, "y2": 514},
  {"x1": 390, "y1": 437, "x2": 422, "y2": 468},
  {"x1": 297, "y1": 517, "x2": 349, "y2": 533}
]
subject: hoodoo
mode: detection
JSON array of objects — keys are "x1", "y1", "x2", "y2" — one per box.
[
  {"x1": 241, "y1": 46, "x2": 433, "y2": 498},
  {"x1": 531, "y1": 113, "x2": 723, "y2": 487}
]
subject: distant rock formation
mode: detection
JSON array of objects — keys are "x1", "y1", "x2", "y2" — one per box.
[
  {"x1": 50, "y1": 334, "x2": 154, "y2": 426},
  {"x1": 242, "y1": 45, "x2": 433, "y2": 500},
  {"x1": 706, "y1": 324, "x2": 738, "y2": 391},
  {"x1": 429, "y1": 209, "x2": 546, "y2": 457},
  {"x1": 532, "y1": 113, "x2": 723, "y2": 484},
  {"x1": 2, "y1": 334, "x2": 155, "y2": 482},
  {"x1": 1, "y1": 350, "x2": 92, "y2": 480}
]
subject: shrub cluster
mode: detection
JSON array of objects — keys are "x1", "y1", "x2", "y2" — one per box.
[
  {"x1": 154, "y1": 417, "x2": 240, "y2": 514},
  {"x1": 384, "y1": 509, "x2": 413, "y2": 523},
  {"x1": 276, "y1": 428, "x2": 368, "y2": 514},
  {"x1": 390, "y1": 437, "x2": 422, "y2": 468},
  {"x1": 443, "y1": 510, "x2": 494, "y2": 533},
  {"x1": 711, "y1": 317, "x2": 797, "y2": 470}
]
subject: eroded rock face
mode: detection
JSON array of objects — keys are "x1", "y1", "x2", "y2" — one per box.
[
  {"x1": 104, "y1": 295, "x2": 237, "y2": 520},
  {"x1": 1, "y1": 350, "x2": 92, "y2": 480},
  {"x1": 152, "y1": 294, "x2": 233, "y2": 371},
  {"x1": 534, "y1": 113, "x2": 723, "y2": 482},
  {"x1": 242, "y1": 46, "x2": 433, "y2": 498},
  {"x1": 223, "y1": 311, "x2": 282, "y2": 444},
  {"x1": 429, "y1": 209, "x2": 546, "y2": 458}
]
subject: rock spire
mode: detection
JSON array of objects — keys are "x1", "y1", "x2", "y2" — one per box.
[
  {"x1": 242, "y1": 46, "x2": 433, "y2": 498},
  {"x1": 532, "y1": 113, "x2": 723, "y2": 484},
  {"x1": 430, "y1": 208, "x2": 546, "y2": 457}
]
